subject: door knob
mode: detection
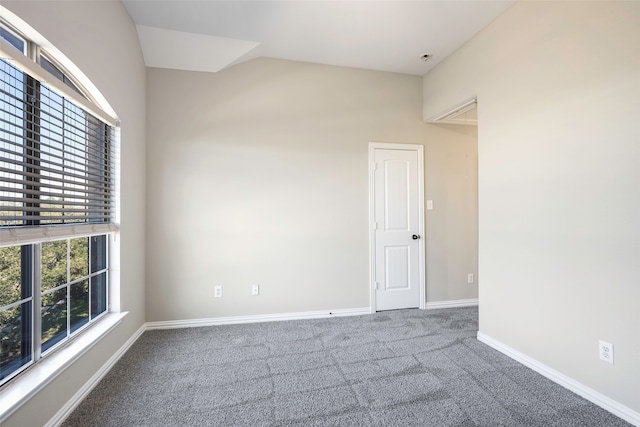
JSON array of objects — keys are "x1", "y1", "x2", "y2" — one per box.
[{"x1": 412, "y1": 234, "x2": 420, "y2": 240}]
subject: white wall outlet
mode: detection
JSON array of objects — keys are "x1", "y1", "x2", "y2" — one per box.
[
  {"x1": 467, "y1": 273, "x2": 474, "y2": 284},
  {"x1": 599, "y1": 340, "x2": 614, "y2": 364},
  {"x1": 426, "y1": 200, "x2": 434, "y2": 210},
  {"x1": 214, "y1": 285, "x2": 223, "y2": 298},
  {"x1": 252, "y1": 284, "x2": 260, "y2": 296}
]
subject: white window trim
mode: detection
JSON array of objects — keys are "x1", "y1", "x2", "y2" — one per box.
[
  {"x1": 0, "y1": 38, "x2": 116, "y2": 126},
  {"x1": 0, "y1": 6, "x2": 118, "y2": 124},
  {"x1": 0, "y1": 6, "x2": 123, "y2": 414},
  {"x1": 0, "y1": 311, "x2": 127, "y2": 424}
]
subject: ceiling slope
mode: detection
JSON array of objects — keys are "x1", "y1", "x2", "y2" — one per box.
[{"x1": 123, "y1": 1, "x2": 514, "y2": 75}]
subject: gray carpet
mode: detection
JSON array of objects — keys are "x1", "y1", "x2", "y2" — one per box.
[{"x1": 62, "y1": 307, "x2": 631, "y2": 426}]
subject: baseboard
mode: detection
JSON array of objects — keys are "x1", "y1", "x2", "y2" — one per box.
[
  {"x1": 425, "y1": 298, "x2": 478, "y2": 310},
  {"x1": 145, "y1": 307, "x2": 371, "y2": 330},
  {"x1": 45, "y1": 324, "x2": 146, "y2": 427},
  {"x1": 477, "y1": 332, "x2": 640, "y2": 427}
]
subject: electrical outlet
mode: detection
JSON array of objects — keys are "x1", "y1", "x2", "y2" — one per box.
[
  {"x1": 252, "y1": 284, "x2": 260, "y2": 296},
  {"x1": 467, "y1": 273, "x2": 474, "y2": 284},
  {"x1": 214, "y1": 286, "x2": 223, "y2": 298},
  {"x1": 599, "y1": 340, "x2": 614, "y2": 364}
]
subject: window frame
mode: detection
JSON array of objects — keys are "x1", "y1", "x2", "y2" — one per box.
[
  {"x1": 0, "y1": 23, "x2": 27, "y2": 56},
  {"x1": 0, "y1": 15, "x2": 121, "y2": 397},
  {"x1": 0, "y1": 234, "x2": 110, "y2": 387},
  {"x1": 0, "y1": 24, "x2": 116, "y2": 127}
]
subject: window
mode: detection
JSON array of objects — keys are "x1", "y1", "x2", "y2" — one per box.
[
  {"x1": 0, "y1": 26, "x2": 25, "y2": 54},
  {"x1": 0, "y1": 21, "x2": 117, "y2": 387},
  {"x1": 39, "y1": 55, "x2": 84, "y2": 97}
]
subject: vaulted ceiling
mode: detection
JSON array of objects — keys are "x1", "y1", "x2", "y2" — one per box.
[{"x1": 122, "y1": 1, "x2": 514, "y2": 76}]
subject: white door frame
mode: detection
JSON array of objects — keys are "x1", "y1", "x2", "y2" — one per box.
[{"x1": 369, "y1": 142, "x2": 426, "y2": 312}]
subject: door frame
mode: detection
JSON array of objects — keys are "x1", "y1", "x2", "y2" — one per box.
[{"x1": 368, "y1": 142, "x2": 426, "y2": 313}]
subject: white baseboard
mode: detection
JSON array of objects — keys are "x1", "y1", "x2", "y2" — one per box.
[
  {"x1": 477, "y1": 332, "x2": 640, "y2": 427},
  {"x1": 146, "y1": 307, "x2": 371, "y2": 330},
  {"x1": 425, "y1": 298, "x2": 478, "y2": 310},
  {"x1": 46, "y1": 324, "x2": 146, "y2": 427}
]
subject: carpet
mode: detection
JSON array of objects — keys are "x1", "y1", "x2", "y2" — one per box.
[{"x1": 62, "y1": 307, "x2": 631, "y2": 426}]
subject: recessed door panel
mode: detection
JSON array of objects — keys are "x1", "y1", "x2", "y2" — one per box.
[
  {"x1": 384, "y1": 159, "x2": 409, "y2": 231},
  {"x1": 385, "y1": 246, "x2": 409, "y2": 290}
]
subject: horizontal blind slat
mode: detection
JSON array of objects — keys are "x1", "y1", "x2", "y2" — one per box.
[
  {"x1": 0, "y1": 162, "x2": 112, "y2": 186},
  {"x1": 0, "y1": 178, "x2": 112, "y2": 199},
  {"x1": 0, "y1": 187, "x2": 111, "y2": 201},
  {"x1": 1, "y1": 198, "x2": 112, "y2": 209},
  {"x1": 0, "y1": 143, "x2": 114, "y2": 177}
]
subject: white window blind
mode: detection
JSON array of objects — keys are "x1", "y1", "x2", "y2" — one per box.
[{"x1": 0, "y1": 58, "x2": 115, "y2": 234}]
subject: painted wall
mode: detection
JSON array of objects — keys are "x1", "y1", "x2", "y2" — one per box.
[
  {"x1": 425, "y1": 125, "x2": 478, "y2": 303},
  {"x1": 423, "y1": 1, "x2": 640, "y2": 413},
  {"x1": 2, "y1": 1, "x2": 147, "y2": 426},
  {"x1": 146, "y1": 60, "x2": 478, "y2": 322}
]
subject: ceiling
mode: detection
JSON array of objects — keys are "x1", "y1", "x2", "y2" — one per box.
[{"x1": 122, "y1": 1, "x2": 514, "y2": 76}]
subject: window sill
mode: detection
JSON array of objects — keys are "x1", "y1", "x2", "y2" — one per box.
[{"x1": 0, "y1": 311, "x2": 128, "y2": 424}]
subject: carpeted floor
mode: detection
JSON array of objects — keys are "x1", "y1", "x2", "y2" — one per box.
[{"x1": 62, "y1": 307, "x2": 631, "y2": 426}]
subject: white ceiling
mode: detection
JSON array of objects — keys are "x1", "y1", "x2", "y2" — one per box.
[{"x1": 122, "y1": 0, "x2": 514, "y2": 76}]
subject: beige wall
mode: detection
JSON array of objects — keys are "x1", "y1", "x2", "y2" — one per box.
[
  {"x1": 3, "y1": 1, "x2": 147, "y2": 426},
  {"x1": 423, "y1": 1, "x2": 640, "y2": 413},
  {"x1": 146, "y1": 60, "x2": 478, "y2": 322},
  {"x1": 425, "y1": 125, "x2": 478, "y2": 302}
]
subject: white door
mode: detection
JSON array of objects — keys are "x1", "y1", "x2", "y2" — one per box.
[{"x1": 370, "y1": 143, "x2": 424, "y2": 311}]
